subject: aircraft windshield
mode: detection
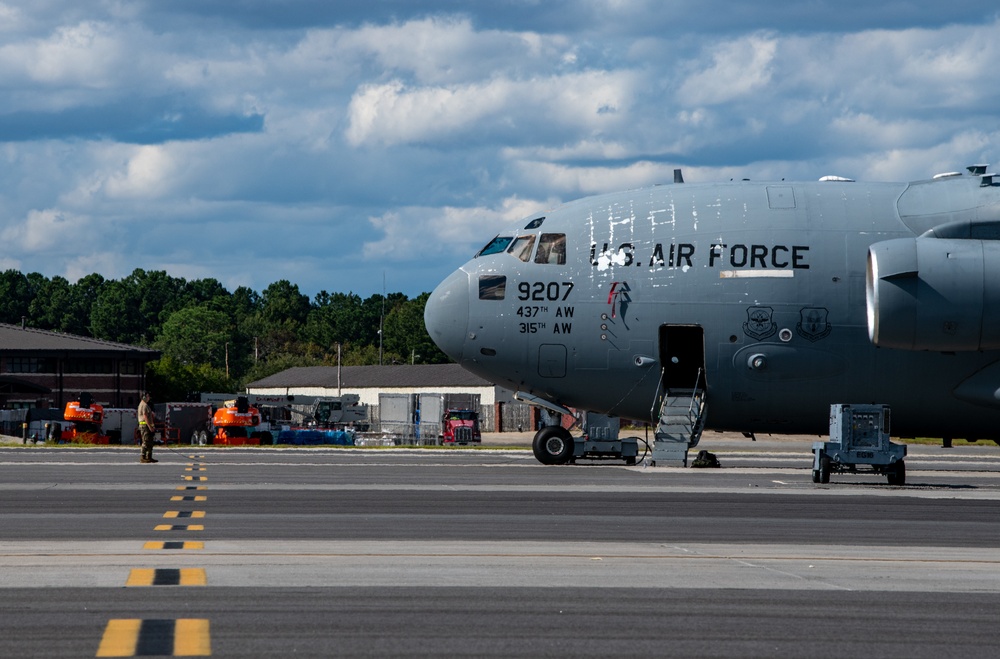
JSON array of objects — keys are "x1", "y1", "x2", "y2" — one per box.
[
  {"x1": 534, "y1": 233, "x2": 566, "y2": 265},
  {"x1": 508, "y1": 235, "x2": 536, "y2": 262},
  {"x1": 477, "y1": 236, "x2": 513, "y2": 257}
]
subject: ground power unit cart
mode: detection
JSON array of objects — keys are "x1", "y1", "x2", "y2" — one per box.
[{"x1": 812, "y1": 404, "x2": 906, "y2": 485}]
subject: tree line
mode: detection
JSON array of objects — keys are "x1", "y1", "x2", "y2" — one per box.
[{"x1": 0, "y1": 269, "x2": 447, "y2": 400}]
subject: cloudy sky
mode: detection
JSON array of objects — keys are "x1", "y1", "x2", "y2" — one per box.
[{"x1": 1, "y1": 1, "x2": 999, "y2": 298}]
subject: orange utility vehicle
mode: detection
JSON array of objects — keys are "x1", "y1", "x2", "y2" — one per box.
[
  {"x1": 211, "y1": 396, "x2": 262, "y2": 445},
  {"x1": 63, "y1": 393, "x2": 110, "y2": 444}
]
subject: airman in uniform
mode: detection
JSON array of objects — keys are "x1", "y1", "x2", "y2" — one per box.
[{"x1": 137, "y1": 392, "x2": 158, "y2": 463}]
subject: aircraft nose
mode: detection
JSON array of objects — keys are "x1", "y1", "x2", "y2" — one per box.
[{"x1": 424, "y1": 268, "x2": 470, "y2": 363}]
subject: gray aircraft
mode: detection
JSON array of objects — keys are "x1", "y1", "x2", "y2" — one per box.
[{"x1": 424, "y1": 165, "x2": 1000, "y2": 464}]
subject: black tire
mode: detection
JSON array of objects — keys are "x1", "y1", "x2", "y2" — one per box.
[
  {"x1": 625, "y1": 456, "x2": 636, "y2": 466},
  {"x1": 819, "y1": 454, "x2": 831, "y2": 484},
  {"x1": 811, "y1": 469, "x2": 821, "y2": 483},
  {"x1": 532, "y1": 426, "x2": 574, "y2": 465},
  {"x1": 887, "y1": 460, "x2": 905, "y2": 486}
]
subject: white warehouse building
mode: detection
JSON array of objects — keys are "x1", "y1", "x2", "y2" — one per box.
[{"x1": 246, "y1": 364, "x2": 523, "y2": 432}]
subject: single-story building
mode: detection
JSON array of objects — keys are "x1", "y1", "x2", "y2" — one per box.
[{"x1": 246, "y1": 364, "x2": 529, "y2": 432}]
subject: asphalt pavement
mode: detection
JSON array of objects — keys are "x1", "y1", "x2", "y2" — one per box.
[{"x1": 1, "y1": 439, "x2": 999, "y2": 657}]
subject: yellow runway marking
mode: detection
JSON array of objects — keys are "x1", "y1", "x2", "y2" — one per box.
[
  {"x1": 170, "y1": 495, "x2": 207, "y2": 502},
  {"x1": 126, "y1": 568, "x2": 206, "y2": 586},
  {"x1": 163, "y1": 510, "x2": 206, "y2": 519},
  {"x1": 182, "y1": 476, "x2": 207, "y2": 481},
  {"x1": 96, "y1": 618, "x2": 210, "y2": 657},
  {"x1": 175, "y1": 486, "x2": 207, "y2": 491},
  {"x1": 174, "y1": 619, "x2": 211, "y2": 656},
  {"x1": 143, "y1": 541, "x2": 205, "y2": 550},
  {"x1": 154, "y1": 524, "x2": 205, "y2": 531},
  {"x1": 96, "y1": 619, "x2": 141, "y2": 657}
]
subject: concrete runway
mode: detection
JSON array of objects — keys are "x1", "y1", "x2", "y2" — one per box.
[{"x1": 1, "y1": 438, "x2": 999, "y2": 657}]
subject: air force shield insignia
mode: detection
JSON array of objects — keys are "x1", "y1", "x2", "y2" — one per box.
[
  {"x1": 797, "y1": 307, "x2": 831, "y2": 342},
  {"x1": 743, "y1": 306, "x2": 776, "y2": 341}
]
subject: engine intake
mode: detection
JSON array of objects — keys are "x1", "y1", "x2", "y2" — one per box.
[{"x1": 867, "y1": 237, "x2": 1000, "y2": 350}]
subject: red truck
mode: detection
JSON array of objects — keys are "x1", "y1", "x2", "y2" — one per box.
[{"x1": 441, "y1": 409, "x2": 481, "y2": 445}]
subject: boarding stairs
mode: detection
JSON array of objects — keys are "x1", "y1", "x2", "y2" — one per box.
[{"x1": 651, "y1": 377, "x2": 706, "y2": 466}]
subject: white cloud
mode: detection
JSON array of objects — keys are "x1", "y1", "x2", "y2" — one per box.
[
  {"x1": 502, "y1": 139, "x2": 634, "y2": 162},
  {"x1": 513, "y1": 160, "x2": 674, "y2": 196},
  {"x1": 678, "y1": 33, "x2": 777, "y2": 106},
  {"x1": 1, "y1": 21, "x2": 123, "y2": 88},
  {"x1": 103, "y1": 145, "x2": 179, "y2": 199},
  {"x1": 830, "y1": 112, "x2": 944, "y2": 150},
  {"x1": 0, "y1": 3, "x2": 24, "y2": 33},
  {"x1": 335, "y1": 17, "x2": 571, "y2": 85},
  {"x1": 345, "y1": 70, "x2": 638, "y2": 147},
  {"x1": 2, "y1": 208, "x2": 92, "y2": 252}
]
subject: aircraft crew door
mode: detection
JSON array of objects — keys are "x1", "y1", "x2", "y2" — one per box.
[{"x1": 658, "y1": 325, "x2": 706, "y2": 393}]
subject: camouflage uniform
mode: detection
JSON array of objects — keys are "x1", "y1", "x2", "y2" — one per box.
[{"x1": 137, "y1": 394, "x2": 157, "y2": 463}]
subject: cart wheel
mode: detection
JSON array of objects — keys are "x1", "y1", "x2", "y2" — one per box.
[
  {"x1": 811, "y1": 469, "x2": 821, "y2": 483},
  {"x1": 887, "y1": 460, "x2": 905, "y2": 486},
  {"x1": 819, "y1": 454, "x2": 831, "y2": 484},
  {"x1": 625, "y1": 456, "x2": 636, "y2": 466}
]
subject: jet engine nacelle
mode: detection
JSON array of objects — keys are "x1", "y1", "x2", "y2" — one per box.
[{"x1": 867, "y1": 237, "x2": 1000, "y2": 351}]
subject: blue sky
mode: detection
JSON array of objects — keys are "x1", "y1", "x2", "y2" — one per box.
[{"x1": 1, "y1": 1, "x2": 998, "y2": 298}]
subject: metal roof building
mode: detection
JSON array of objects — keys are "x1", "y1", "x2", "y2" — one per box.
[{"x1": 246, "y1": 364, "x2": 513, "y2": 407}]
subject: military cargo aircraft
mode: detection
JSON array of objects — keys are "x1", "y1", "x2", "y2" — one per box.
[{"x1": 424, "y1": 165, "x2": 1000, "y2": 464}]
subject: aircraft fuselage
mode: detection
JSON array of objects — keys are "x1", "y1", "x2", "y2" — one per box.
[{"x1": 425, "y1": 171, "x2": 1000, "y2": 440}]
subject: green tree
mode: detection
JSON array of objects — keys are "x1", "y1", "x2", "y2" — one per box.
[
  {"x1": 74, "y1": 273, "x2": 106, "y2": 335},
  {"x1": 27, "y1": 274, "x2": 102, "y2": 335},
  {"x1": 90, "y1": 269, "x2": 188, "y2": 344},
  {"x1": 28, "y1": 276, "x2": 72, "y2": 332},
  {"x1": 260, "y1": 280, "x2": 310, "y2": 329},
  {"x1": 0, "y1": 270, "x2": 40, "y2": 325},
  {"x1": 90, "y1": 278, "x2": 143, "y2": 343},
  {"x1": 184, "y1": 278, "x2": 228, "y2": 306},
  {"x1": 240, "y1": 280, "x2": 312, "y2": 368},
  {"x1": 146, "y1": 356, "x2": 234, "y2": 401},
  {"x1": 383, "y1": 293, "x2": 448, "y2": 364},
  {"x1": 155, "y1": 306, "x2": 235, "y2": 371},
  {"x1": 358, "y1": 292, "x2": 408, "y2": 359},
  {"x1": 303, "y1": 291, "x2": 368, "y2": 348},
  {"x1": 132, "y1": 270, "x2": 189, "y2": 341}
]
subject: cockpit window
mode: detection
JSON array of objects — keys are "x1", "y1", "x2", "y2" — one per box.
[
  {"x1": 524, "y1": 217, "x2": 545, "y2": 230},
  {"x1": 477, "y1": 235, "x2": 513, "y2": 257},
  {"x1": 478, "y1": 275, "x2": 506, "y2": 300},
  {"x1": 534, "y1": 233, "x2": 566, "y2": 265},
  {"x1": 507, "y1": 235, "x2": 536, "y2": 262}
]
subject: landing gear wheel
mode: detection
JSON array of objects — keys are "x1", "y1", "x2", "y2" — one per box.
[
  {"x1": 887, "y1": 460, "x2": 906, "y2": 486},
  {"x1": 819, "y1": 454, "x2": 831, "y2": 484},
  {"x1": 532, "y1": 426, "x2": 574, "y2": 465}
]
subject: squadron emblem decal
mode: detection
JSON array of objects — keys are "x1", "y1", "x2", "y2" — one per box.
[
  {"x1": 797, "y1": 307, "x2": 832, "y2": 342},
  {"x1": 743, "y1": 306, "x2": 776, "y2": 341}
]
